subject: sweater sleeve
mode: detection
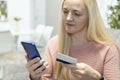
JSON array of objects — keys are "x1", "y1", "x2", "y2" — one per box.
[
  {"x1": 40, "y1": 36, "x2": 58, "y2": 80},
  {"x1": 103, "y1": 45, "x2": 120, "y2": 80}
]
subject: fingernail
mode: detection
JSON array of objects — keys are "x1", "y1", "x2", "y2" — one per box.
[
  {"x1": 46, "y1": 64, "x2": 49, "y2": 68},
  {"x1": 37, "y1": 57, "x2": 40, "y2": 60}
]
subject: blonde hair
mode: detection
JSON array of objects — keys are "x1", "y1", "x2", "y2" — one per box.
[{"x1": 54, "y1": 0, "x2": 120, "y2": 80}]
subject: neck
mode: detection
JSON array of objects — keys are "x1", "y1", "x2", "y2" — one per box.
[{"x1": 71, "y1": 30, "x2": 88, "y2": 47}]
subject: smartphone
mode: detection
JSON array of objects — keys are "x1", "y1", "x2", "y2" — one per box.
[
  {"x1": 56, "y1": 53, "x2": 77, "y2": 64},
  {"x1": 21, "y1": 41, "x2": 42, "y2": 60}
]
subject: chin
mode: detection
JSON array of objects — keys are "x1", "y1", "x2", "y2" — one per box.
[
  {"x1": 66, "y1": 30, "x2": 74, "y2": 34},
  {"x1": 65, "y1": 26, "x2": 75, "y2": 34}
]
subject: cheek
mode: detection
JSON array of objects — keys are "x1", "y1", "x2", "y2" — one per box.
[
  {"x1": 76, "y1": 21, "x2": 85, "y2": 29},
  {"x1": 77, "y1": 17, "x2": 88, "y2": 27},
  {"x1": 75, "y1": 19, "x2": 88, "y2": 31}
]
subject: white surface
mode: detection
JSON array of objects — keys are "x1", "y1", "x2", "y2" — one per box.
[
  {"x1": 0, "y1": 31, "x2": 15, "y2": 54},
  {"x1": 0, "y1": 65, "x2": 3, "y2": 79}
]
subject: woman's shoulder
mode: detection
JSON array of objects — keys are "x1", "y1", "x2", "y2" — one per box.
[
  {"x1": 104, "y1": 44, "x2": 119, "y2": 57},
  {"x1": 48, "y1": 35, "x2": 58, "y2": 43},
  {"x1": 91, "y1": 41, "x2": 117, "y2": 50},
  {"x1": 92, "y1": 42, "x2": 119, "y2": 56},
  {"x1": 96, "y1": 43, "x2": 120, "y2": 65},
  {"x1": 46, "y1": 35, "x2": 58, "y2": 49}
]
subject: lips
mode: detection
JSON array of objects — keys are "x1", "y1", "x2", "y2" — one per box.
[{"x1": 67, "y1": 23, "x2": 75, "y2": 26}]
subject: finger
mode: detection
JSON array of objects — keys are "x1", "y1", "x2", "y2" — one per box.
[
  {"x1": 42, "y1": 61, "x2": 49, "y2": 71},
  {"x1": 26, "y1": 58, "x2": 40, "y2": 72},
  {"x1": 28, "y1": 57, "x2": 40, "y2": 66},
  {"x1": 35, "y1": 59, "x2": 47, "y2": 71},
  {"x1": 26, "y1": 58, "x2": 45, "y2": 70},
  {"x1": 35, "y1": 65, "x2": 45, "y2": 74},
  {"x1": 30, "y1": 70, "x2": 43, "y2": 79},
  {"x1": 71, "y1": 69, "x2": 85, "y2": 75},
  {"x1": 34, "y1": 62, "x2": 49, "y2": 74},
  {"x1": 30, "y1": 59, "x2": 46, "y2": 71},
  {"x1": 28, "y1": 61, "x2": 43, "y2": 75},
  {"x1": 76, "y1": 63, "x2": 87, "y2": 70}
]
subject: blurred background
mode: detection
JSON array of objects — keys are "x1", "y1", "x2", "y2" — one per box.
[{"x1": 0, "y1": 0, "x2": 120, "y2": 80}]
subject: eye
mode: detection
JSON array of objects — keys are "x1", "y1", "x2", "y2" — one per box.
[
  {"x1": 63, "y1": 10, "x2": 69, "y2": 14},
  {"x1": 74, "y1": 13, "x2": 81, "y2": 16}
]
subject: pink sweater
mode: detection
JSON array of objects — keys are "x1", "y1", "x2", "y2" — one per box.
[{"x1": 41, "y1": 36, "x2": 120, "y2": 80}]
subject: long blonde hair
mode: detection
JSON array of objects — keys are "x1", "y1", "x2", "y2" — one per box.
[{"x1": 54, "y1": 0, "x2": 120, "y2": 80}]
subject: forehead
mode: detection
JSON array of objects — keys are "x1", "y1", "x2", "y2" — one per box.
[{"x1": 63, "y1": 0, "x2": 86, "y2": 11}]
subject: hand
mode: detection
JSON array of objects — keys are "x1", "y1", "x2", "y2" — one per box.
[
  {"x1": 25, "y1": 55, "x2": 49, "y2": 80},
  {"x1": 63, "y1": 63, "x2": 101, "y2": 80}
]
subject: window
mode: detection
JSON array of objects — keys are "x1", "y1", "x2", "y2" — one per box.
[{"x1": 0, "y1": 0, "x2": 7, "y2": 22}]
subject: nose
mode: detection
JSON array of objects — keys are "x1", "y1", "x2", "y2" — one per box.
[{"x1": 66, "y1": 12, "x2": 73, "y2": 21}]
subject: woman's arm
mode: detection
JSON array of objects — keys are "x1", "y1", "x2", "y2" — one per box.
[
  {"x1": 103, "y1": 46, "x2": 120, "y2": 80},
  {"x1": 39, "y1": 36, "x2": 58, "y2": 80}
]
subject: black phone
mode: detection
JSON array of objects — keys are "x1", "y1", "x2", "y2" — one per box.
[{"x1": 21, "y1": 41, "x2": 42, "y2": 60}]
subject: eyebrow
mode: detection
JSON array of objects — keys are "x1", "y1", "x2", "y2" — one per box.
[
  {"x1": 73, "y1": 10, "x2": 81, "y2": 12},
  {"x1": 63, "y1": 8, "x2": 82, "y2": 13}
]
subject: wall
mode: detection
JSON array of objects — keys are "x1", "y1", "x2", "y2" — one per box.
[
  {"x1": 45, "y1": 0, "x2": 61, "y2": 36},
  {"x1": 32, "y1": 0, "x2": 46, "y2": 28},
  {"x1": 7, "y1": 0, "x2": 32, "y2": 31}
]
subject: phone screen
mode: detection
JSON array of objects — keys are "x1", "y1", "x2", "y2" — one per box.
[{"x1": 21, "y1": 41, "x2": 42, "y2": 60}]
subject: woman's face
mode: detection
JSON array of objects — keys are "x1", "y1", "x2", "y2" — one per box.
[{"x1": 62, "y1": 0, "x2": 88, "y2": 34}]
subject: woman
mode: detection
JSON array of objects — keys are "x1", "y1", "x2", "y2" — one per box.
[{"x1": 26, "y1": 0, "x2": 120, "y2": 80}]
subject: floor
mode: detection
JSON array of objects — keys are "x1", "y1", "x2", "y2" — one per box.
[{"x1": 0, "y1": 48, "x2": 44, "y2": 80}]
